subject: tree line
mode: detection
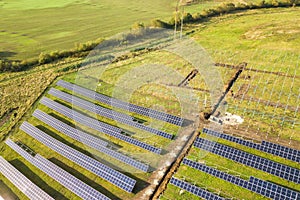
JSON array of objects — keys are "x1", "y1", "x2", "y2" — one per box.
[{"x1": 1, "y1": 0, "x2": 299, "y2": 73}]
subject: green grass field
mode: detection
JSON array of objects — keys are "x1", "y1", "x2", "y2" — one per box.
[
  {"x1": 0, "y1": 2, "x2": 299, "y2": 200},
  {"x1": 187, "y1": 7, "x2": 300, "y2": 143},
  {"x1": 0, "y1": 0, "x2": 176, "y2": 60}
]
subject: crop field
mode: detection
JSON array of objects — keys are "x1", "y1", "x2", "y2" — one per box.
[
  {"x1": 0, "y1": 0, "x2": 176, "y2": 60},
  {"x1": 0, "y1": 2, "x2": 299, "y2": 200}
]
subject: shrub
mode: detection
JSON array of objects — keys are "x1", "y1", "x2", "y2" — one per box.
[
  {"x1": 192, "y1": 12, "x2": 203, "y2": 21},
  {"x1": 38, "y1": 52, "x2": 52, "y2": 64},
  {"x1": 151, "y1": 19, "x2": 172, "y2": 28},
  {"x1": 183, "y1": 13, "x2": 193, "y2": 22}
]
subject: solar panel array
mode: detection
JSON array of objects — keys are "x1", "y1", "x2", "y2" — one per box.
[
  {"x1": 48, "y1": 88, "x2": 173, "y2": 140},
  {"x1": 194, "y1": 138, "x2": 300, "y2": 184},
  {"x1": 203, "y1": 128, "x2": 300, "y2": 162},
  {"x1": 33, "y1": 109, "x2": 149, "y2": 172},
  {"x1": 249, "y1": 177, "x2": 299, "y2": 200},
  {"x1": 169, "y1": 177, "x2": 225, "y2": 200},
  {"x1": 182, "y1": 158, "x2": 299, "y2": 200},
  {"x1": 40, "y1": 97, "x2": 162, "y2": 154},
  {"x1": 0, "y1": 156, "x2": 54, "y2": 200},
  {"x1": 33, "y1": 109, "x2": 108, "y2": 147},
  {"x1": 20, "y1": 122, "x2": 136, "y2": 192},
  {"x1": 203, "y1": 128, "x2": 259, "y2": 149},
  {"x1": 56, "y1": 80, "x2": 183, "y2": 126},
  {"x1": 5, "y1": 139, "x2": 110, "y2": 200},
  {"x1": 261, "y1": 141, "x2": 300, "y2": 163}
]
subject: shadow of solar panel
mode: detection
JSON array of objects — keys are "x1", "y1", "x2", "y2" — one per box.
[
  {"x1": 5, "y1": 139, "x2": 110, "y2": 200},
  {"x1": 48, "y1": 88, "x2": 173, "y2": 140},
  {"x1": 56, "y1": 80, "x2": 183, "y2": 126},
  {"x1": 33, "y1": 109, "x2": 149, "y2": 172},
  {"x1": 40, "y1": 97, "x2": 162, "y2": 154},
  {"x1": 20, "y1": 122, "x2": 136, "y2": 192}
]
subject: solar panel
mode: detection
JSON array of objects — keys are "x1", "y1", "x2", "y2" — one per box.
[
  {"x1": 48, "y1": 88, "x2": 173, "y2": 140},
  {"x1": 182, "y1": 158, "x2": 248, "y2": 188},
  {"x1": 194, "y1": 138, "x2": 300, "y2": 184},
  {"x1": 169, "y1": 177, "x2": 225, "y2": 200},
  {"x1": 182, "y1": 158, "x2": 299, "y2": 200},
  {"x1": 33, "y1": 110, "x2": 149, "y2": 172},
  {"x1": 0, "y1": 156, "x2": 54, "y2": 200},
  {"x1": 203, "y1": 128, "x2": 259, "y2": 149},
  {"x1": 5, "y1": 139, "x2": 110, "y2": 200},
  {"x1": 261, "y1": 141, "x2": 300, "y2": 163},
  {"x1": 203, "y1": 128, "x2": 300, "y2": 163},
  {"x1": 20, "y1": 122, "x2": 136, "y2": 192},
  {"x1": 40, "y1": 97, "x2": 162, "y2": 154},
  {"x1": 249, "y1": 177, "x2": 299, "y2": 200},
  {"x1": 56, "y1": 80, "x2": 184, "y2": 126}
]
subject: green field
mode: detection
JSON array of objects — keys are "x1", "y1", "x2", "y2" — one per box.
[
  {"x1": 0, "y1": 1, "x2": 299, "y2": 200},
  {"x1": 0, "y1": 0, "x2": 176, "y2": 60}
]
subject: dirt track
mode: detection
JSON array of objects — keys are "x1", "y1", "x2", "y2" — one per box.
[{"x1": 0, "y1": 181, "x2": 19, "y2": 200}]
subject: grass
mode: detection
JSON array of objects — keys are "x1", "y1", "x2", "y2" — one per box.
[
  {"x1": 189, "y1": 7, "x2": 300, "y2": 73},
  {"x1": 0, "y1": 0, "x2": 176, "y2": 60},
  {"x1": 0, "y1": 4, "x2": 299, "y2": 200},
  {"x1": 186, "y1": 7, "x2": 300, "y2": 143},
  {"x1": 162, "y1": 133, "x2": 300, "y2": 199}
]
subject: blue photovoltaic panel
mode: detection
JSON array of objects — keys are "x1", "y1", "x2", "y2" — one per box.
[
  {"x1": 203, "y1": 128, "x2": 300, "y2": 163},
  {"x1": 202, "y1": 128, "x2": 259, "y2": 149},
  {"x1": 5, "y1": 139, "x2": 110, "y2": 200},
  {"x1": 0, "y1": 156, "x2": 54, "y2": 200},
  {"x1": 48, "y1": 88, "x2": 173, "y2": 140},
  {"x1": 261, "y1": 141, "x2": 300, "y2": 163},
  {"x1": 183, "y1": 158, "x2": 248, "y2": 188},
  {"x1": 169, "y1": 177, "x2": 225, "y2": 200},
  {"x1": 56, "y1": 80, "x2": 183, "y2": 126},
  {"x1": 249, "y1": 177, "x2": 299, "y2": 200},
  {"x1": 182, "y1": 158, "x2": 299, "y2": 200},
  {"x1": 194, "y1": 138, "x2": 300, "y2": 184},
  {"x1": 33, "y1": 109, "x2": 108, "y2": 147},
  {"x1": 32, "y1": 109, "x2": 149, "y2": 172},
  {"x1": 40, "y1": 97, "x2": 162, "y2": 154},
  {"x1": 20, "y1": 122, "x2": 136, "y2": 192}
]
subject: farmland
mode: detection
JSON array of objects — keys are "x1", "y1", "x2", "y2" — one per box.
[
  {"x1": 0, "y1": 1, "x2": 299, "y2": 200},
  {"x1": 0, "y1": 0, "x2": 175, "y2": 60}
]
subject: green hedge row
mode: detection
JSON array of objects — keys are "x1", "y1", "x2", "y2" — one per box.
[
  {"x1": 1, "y1": 0, "x2": 299, "y2": 73},
  {"x1": 0, "y1": 39, "x2": 103, "y2": 73},
  {"x1": 152, "y1": 0, "x2": 300, "y2": 27}
]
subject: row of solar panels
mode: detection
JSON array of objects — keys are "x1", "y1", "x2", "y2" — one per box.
[
  {"x1": 48, "y1": 88, "x2": 174, "y2": 139},
  {"x1": 40, "y1": 97, "x2": 162, "y2": 154},
  {"x1": 56, "y1": 80, "x2": 184, "y2": 126},
  {"x1": 169, "y1": 177, "x2": 225, "y2": 200},
  {"x1": 20, "y1": 122, "x2": 136, "y2": 192},
  {"x1": 32, "y1": 109, "x2": 149, "y2": 172},
  {"x1": 194, "y1": 137, "x2": 300, "y2": 184},
  {"x1": 168, "y1": 129, "x2": 300, "y2": 199},
  {"x1": 4, "y1": 139, "x2": 111, "y2": 200},
  {"x1": 183, "y1": 158, "x2": 299, "y2": 200},
  {"x1": 2, "y1": 80, "x2": 181, "y2": 199},
  {"x1": 0, "y1": 156, "x2": 54, "y2": 200},
  {"x1": 203, "y1": 128, "x2": 300, "y2": 163}
]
